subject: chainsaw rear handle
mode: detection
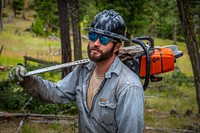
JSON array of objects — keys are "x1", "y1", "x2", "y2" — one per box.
[
  {"x1": 134, "y1": 36, "x2": 154, "y2": 48},
  {"x1": 162, "y1": 45, "x2": 183, "y2": 59},
  {"x1": 174, "y1": 51, "x2": 183, "y2": 58},
  {"x1": 132, "y1": 38, "x2": 150, "y2": 90}
]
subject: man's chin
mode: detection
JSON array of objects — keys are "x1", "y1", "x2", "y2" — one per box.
[{"x1": 89, "y1": 56, "x2": 101, "y2": 62}]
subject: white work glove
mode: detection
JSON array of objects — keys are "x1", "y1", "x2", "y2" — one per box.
[{"x1": 9, "y1": 64, "x2": 27, "y2": 82}]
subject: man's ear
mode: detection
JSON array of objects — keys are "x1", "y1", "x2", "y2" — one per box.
[{"x1": 114, "y1": 43, "x2": 121, "y2": 53}]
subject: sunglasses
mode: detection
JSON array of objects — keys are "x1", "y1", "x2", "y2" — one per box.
[{"x1": 88, "y1": 32, "x2": 117, "y2": 45}]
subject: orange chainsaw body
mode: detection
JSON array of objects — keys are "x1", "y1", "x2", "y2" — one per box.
[{"x1": 140, "y1": 48, "x2": 175, "y2": 77}]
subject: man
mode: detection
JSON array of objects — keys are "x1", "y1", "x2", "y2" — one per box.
[{"x1": 9, "y1": 9, "x2": 144, "y2": 133}]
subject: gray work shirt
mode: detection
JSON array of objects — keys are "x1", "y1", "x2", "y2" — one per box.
[{"x1": 20, "y1": 57, "x2": 144, "y2": 133}]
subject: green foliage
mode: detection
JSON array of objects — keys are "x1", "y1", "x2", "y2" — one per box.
[
  {"x1": 29, "y1": 0, "x2": 192, "y2": 40},
  {"x1": 31, "y1": 17, "x2": 46, "y2": 36},
  {"x1": 0, "y1": 63, "x2": 76, "y2": 114},
  {"x1": 79, "y1": 0, "x2": 98, "y2": 34},
  {"x1": 35, "y1": 104, "x2": 61, "y2": 114},
  {"x1": 33, "y1": 0, "x2": 58, "y2": 24},
  {"x1": 0, "y1": 80, "x2": 30, "y2": 110},
  {"x1": 34, "y1": 102, "x2": 77, "y2": 115},
  {"x1": 22, "y1": 125, "x2": 36, "y2": 133},
  {"x1": 165, "y1": 70, "x2": 194, "y2": 86},
  {"x1": 79, "y1": 0, "x2": 182, "y2": 39},
  {"x1": 144, "y1": 0, "x2": 179, "y2": 39},
  {"x1": 31, "y1": 0, "x2": 58, "y2": 36},
  {"x1": 0, "y1": 73, "x2": 77, "y2": 115}
]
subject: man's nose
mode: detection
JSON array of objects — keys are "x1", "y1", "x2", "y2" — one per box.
[{"x1": 93, "y1": 38, "x2": 101, "y2": 47}]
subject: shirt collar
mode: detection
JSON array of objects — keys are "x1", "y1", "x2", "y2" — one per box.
[
  {"x1": 86, "y1": 60, "x2": 95, "y2": 71},
  {"x1": 86, "y1": 57, "x2": 123, "y2": 78},
  {"x1": 105, "y1": 57, "x2": 122, "y2": 78}
]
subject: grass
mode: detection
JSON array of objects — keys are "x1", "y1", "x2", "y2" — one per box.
[
  {"x1": 0, "y1": 8, "x2": 199, "y2": 133},
  {"x1": 0, "y1": 119, "x2": 78, "y2": 133},
  {"x1": 144, "y1": 73, "x2": 199, "y2": 132},
  {"x1": 0, "y1": 25, "x2": 61, "y2": 60},
  {"x1": 21, "y1": 122, "x2": 77, "y2": 133}
]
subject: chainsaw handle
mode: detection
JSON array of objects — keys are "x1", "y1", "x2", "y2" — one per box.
[
  {"x1": 132, "y1": 38, "x2": 151, "y2": 90},
  {"x1": 134, "y1": 36, "x2": 154, "y2": 48},
  {"x1": 174, "y1": 51, "x2": 183, "y2": 59}
]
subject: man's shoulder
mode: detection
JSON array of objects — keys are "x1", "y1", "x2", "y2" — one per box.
[{"x1": 117, "y1": 61, "x2": 142, "y2": 87}]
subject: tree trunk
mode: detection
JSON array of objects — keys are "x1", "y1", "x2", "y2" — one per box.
[
  {"x1": 177, "y1": 0, "x2": 200, "y2": 115},
  {"x1": 150, "y1": 25, "x2": 154, "y2": 37},
  {"x1": 124, "y1": 31, "x2": 131, "y2": 47},
  {"x1": 7, "y1": 0, "x2": 12, "y2": 5},
  {"x1": 57, "y1": 0, "x2": 72, "y2": 78},
  {"x1": 173, "y1": 18, "x2": 177, "y2": 45},
  {"x1": 70, "y1": 0, "x2": 82, "y2": 60},
  {"x1": 0, "y1": 0, "x2": 3, "y2": 31},
  {"x1": 3, "y1": 0, "x2": 12, "y2": 7},
  {"x1": 22, "y1": 0, "x2": 28, "y2": 20}
]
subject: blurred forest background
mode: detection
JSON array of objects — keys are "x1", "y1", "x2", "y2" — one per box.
[{"x1": 0, "y1": 0, "x2": 200, "y2": 132}]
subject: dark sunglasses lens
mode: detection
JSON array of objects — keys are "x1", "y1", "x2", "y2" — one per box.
[
  {"x1": 99, "y1": 36, "x2": 110, "y2": 45},
  {"x1": 88, "y1": 32, "x2": 98, "y2": 42}
]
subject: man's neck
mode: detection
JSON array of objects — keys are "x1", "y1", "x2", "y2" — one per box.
[{"x1": 95, "y1": 55, "x2": 116, "y2": 76}]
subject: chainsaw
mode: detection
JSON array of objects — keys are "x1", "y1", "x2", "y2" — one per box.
[
  {"x1": 25, "y1": 36, "x2": 183, "y2": 90},
  {"x1": 119, "y1": 36, "x2": 183, "y2": 90}
]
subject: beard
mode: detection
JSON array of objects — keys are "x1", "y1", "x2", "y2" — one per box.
[{"x1": 87, "y1": 43, "x2": 115, "y2": 62}]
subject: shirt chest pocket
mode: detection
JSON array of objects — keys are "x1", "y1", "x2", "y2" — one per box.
[{"x1": 98, "y1": 98, "x2": 117, "y2": 125}]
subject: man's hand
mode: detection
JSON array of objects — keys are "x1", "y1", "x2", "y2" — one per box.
[{"x1": 9, "y1": 64, "x2": 27, "y2": 82}]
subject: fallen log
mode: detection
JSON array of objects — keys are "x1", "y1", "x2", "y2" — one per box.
[
  {"x1": 0, "y1": 112, "x2": 78, "y2": 133},
  {"x1": 144, "y1": 126, "x2": 197, "y2": 133},
  {"x1": 0, "y1": 45, "x2": 4, "y2": 55},
  {"x1": 24, "y1": 56, "x2": 59, "y2": 65},
  {"x1": 0, "y1": 112, "x2": 77, "y2": 121}
]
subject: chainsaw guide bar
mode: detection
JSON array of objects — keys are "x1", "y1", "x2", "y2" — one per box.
[{"x1": 25, "y1": 58, "x2": 90, "y2": 76}]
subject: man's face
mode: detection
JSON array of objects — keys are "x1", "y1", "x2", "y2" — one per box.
[{"x1": 87, "y1": 39, "x2": 116, "y2": 62}]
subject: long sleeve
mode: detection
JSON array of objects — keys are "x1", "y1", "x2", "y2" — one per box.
[{"x1": 19, "y1": 65, "x2": 81, "y2": 103}]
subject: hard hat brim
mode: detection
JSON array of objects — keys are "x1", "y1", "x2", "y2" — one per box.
[{"x1": 85, "y1": 27, "x2": 130, "y2": 42}]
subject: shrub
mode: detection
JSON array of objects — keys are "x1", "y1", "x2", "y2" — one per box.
[
  {"x1": 164, "y1": 70, "x2": 194, "y2": 86},
  {"x1": 0, "y1": 77, "x2": 77, "y2": 115},
  {"x1": 31, "y1": 18, "x2": 46, "y2": 36},
  {"x1": 0, "y1": 80, "x2": 30, "y2": 111}
]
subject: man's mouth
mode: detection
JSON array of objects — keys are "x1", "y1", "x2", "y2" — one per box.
[{"x1": 90, "y1": 48, "x2": 102, "y2": 53}]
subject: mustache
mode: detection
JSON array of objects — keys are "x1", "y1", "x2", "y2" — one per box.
[{"x1": 89, "y1": 47, "x2": 103, "y2": 53}]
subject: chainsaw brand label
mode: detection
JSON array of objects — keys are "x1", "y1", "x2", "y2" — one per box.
[{"x1": 152, "y1": 57, "x2": 160, "y2": 63}]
